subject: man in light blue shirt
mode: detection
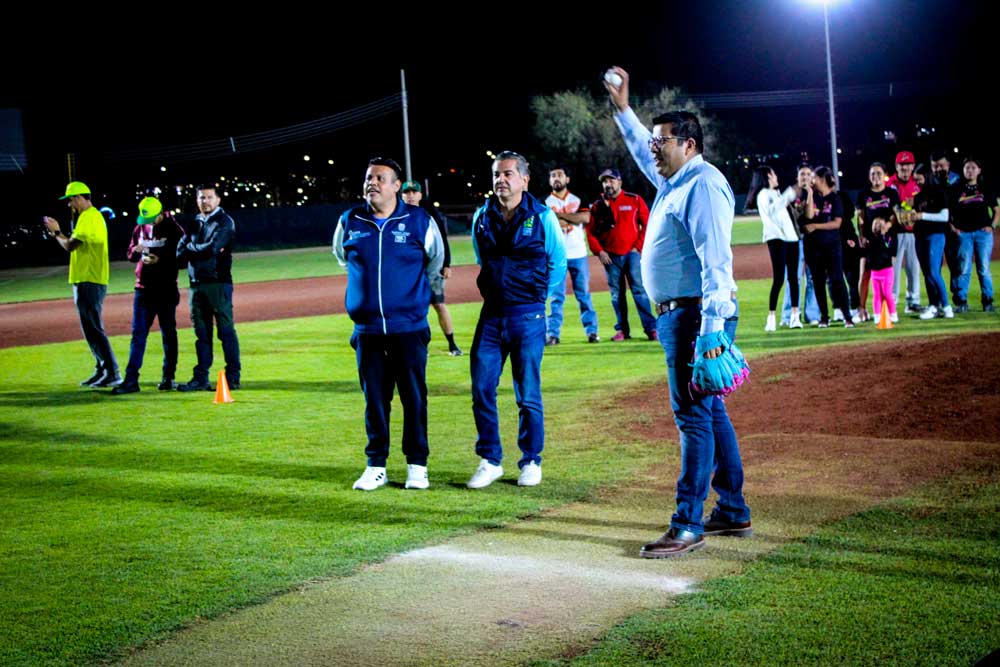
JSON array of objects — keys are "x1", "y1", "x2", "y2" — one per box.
[{"x1": 605, "y1": 68, "x2": 751, "y2": 558}]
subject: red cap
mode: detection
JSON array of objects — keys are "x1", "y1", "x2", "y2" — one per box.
[{"x1": 895, "y1": 151, "x2": 915, "y2": 165}]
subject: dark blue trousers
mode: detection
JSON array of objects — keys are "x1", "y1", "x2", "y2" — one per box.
[
  {"x1": 351, "y1": 328, "x2": 431, "y2": 467},
  {"x1": 124, "y1": 287, "x2": 180, "y2": 384}
]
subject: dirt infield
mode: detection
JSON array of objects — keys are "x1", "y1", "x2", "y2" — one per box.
[
  {"x1": 0, "y1": 245, "x2": 774, "y2": 349},
  {"x1": 630, "y1": 332, "x2": 1000, "y2": 497}
]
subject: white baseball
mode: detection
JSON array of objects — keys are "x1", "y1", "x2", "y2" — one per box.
[{"x1": 604, "y1": 71, "x2": 623, "y2": 87}]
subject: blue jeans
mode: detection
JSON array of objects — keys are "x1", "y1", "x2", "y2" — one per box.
[
  {"x1": 351, "y1": 328, "x2": 431, "y2": 467},
  {"x1": 547, "y1": 257, "x2": 598, "y2": 339},
  {"x1": 189, "y1": 283, "x2": 241, "y2": 383},
  {"x1": 471, "y1": 310, "x2": 546, "y2": 469},
  {"x1": 945, "y1": 229, "x2": 963, "y2": 304},
  {"x1": 73, "y1": 282, "x2": 119, "y2": 376},
  {"x1": 124, "y1": 287, "x2": 180, "y2": 384},
  {"x1": 781, "y1": 239, "x2": 820, "y2": 323},
  {"x1": 604, "y1": 250, "x2": 656, "y2": 336},
  {"x1": 915, "y1": 234, "x2": 949, "y2": 309},
  {"x1": 955, "y1": 229, "x2": 995, "y2": 305},
  {"x1": 655, "y1": 304, "x2": 750, "y2": 535}
]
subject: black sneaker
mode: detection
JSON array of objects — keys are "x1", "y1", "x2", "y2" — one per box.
[
  {"x1": 226, "y1": 376, "x2": 241, "y2": 390},
  {"x1": 448, "y1": 347, "x2": 463, "y2": 356},
  {"x1": 158, "y1": 379, "x2": 176, "y2": 391},
  {"x1": 92, "y1": 372, "x2": 123, "y2": 388},
  {"x1": 111, "y1": 382, "x2": 140, "y2": 395},
  {"x1": 545, "y1": 335, "x2": 560, "y2": 346},
  {"x1": 985, "y1": 303, "x2": 995, "y2": 313},
  {"x1": 80, "y1": 370, "x2": 103, "y2": 387},
  {"x1": 177, "y1": 379, "x2": 212, "y2": 392},
  {"x1": 588, "y1": 333, "x2": 600, "y2": 343},
  {"x1": 954, "y1": 303, "x2": 970, "y2": 313},
  {"x1": 905, "y1": 303, "x2": 924, "y2": 314}
]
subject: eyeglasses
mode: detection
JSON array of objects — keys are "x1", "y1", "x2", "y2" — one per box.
[{"x1": 648, "y1": 136, "x2": 686, "y2": 151}]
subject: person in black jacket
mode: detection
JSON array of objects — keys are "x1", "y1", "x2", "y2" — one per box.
[{"x1": 175, "y1": 185, "x2": 241, "y2": 391}]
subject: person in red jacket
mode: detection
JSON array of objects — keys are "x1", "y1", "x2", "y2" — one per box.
[{"x1": 586, "y1": 168, "x2": 657, "y2": 340}]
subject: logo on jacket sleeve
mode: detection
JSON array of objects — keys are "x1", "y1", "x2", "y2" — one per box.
[
  {"x1": 522, "y1": 216, "x2": 535, "y2": 236},
  {"x1": 391, "y1": 222, "x2": 411, "y2": 243}
]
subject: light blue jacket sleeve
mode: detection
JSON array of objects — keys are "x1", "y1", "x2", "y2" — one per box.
[
  {"x1": 332, "y1": 213, "x2": 348, "y2": 267},
  {"x1": 688, "y1": 179, "x2": 738, "y2": 334},
  {"x1": 542, "y1": 208, "x2": 567, "y2": 296},
  {"x1": 424, "y1": 218, "x2": 445, "y2": 292},
  {"x1": 614, "y1": 107, "x2": 663, "y2": 189},
  {"x1": 471, "y1": 206, "x2": 484, "y2": 266}
]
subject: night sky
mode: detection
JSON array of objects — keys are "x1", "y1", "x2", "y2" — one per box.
[{"x1": 3, "y1": 0, "x2": 991, "y2": 206}]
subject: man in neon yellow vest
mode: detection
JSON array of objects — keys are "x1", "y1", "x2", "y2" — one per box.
[{"x1": 43, "y1": 181, "x2": 121, "y2": 388}]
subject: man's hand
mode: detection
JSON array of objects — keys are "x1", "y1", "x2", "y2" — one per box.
[
  {"x1": 441, "y1": 267, "x2": 452, "y2": 279},
  {"x1": 603, "y1": 66, "x2": 629, "y2": 112},
  {"x1": 598, "y1": 250, "x2": 612, "y2": 266},
  {"x1": 803, "y1": 223, "x2": 816, "y2": 234},
  {"x1": 43, "y1": 216, "x2": 61, "y2": 236},
  {"x1": 141, "y1": 253, "x2": 159, "y2": 265},
  {"x1": 703, "y1": 346, "x2": 723, "y2": 359},
  {"x1": 847, "y1": 239, "x2": 856, "y2": 248}
]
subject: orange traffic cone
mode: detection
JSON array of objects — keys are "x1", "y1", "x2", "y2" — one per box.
[
  {"x1": 876, "y1": 301, "x2": 893, "y2": 330},
  {"x1": 213, "y1": 370, "x2": 234, "y2": 404}
]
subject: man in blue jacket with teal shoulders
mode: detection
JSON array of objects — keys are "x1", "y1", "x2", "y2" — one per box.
[
  {"x1": 467, "y1": 151, "x2": 567, "y2": 489},
  {"x1": 334, "y1": 157, "x2": 444, "y2": 492}
]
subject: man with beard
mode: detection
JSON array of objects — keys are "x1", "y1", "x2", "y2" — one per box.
[
  {"x1": 545, "y1": 166, "x2": 599, "y2": 344},
  {"x1": 586, "y1": 168, "x2": 657, "y2": 341}
]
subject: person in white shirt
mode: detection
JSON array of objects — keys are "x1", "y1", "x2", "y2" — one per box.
[
  {"x1": 746, "y1": 166, "x2": 801, "y2": 331},
  {"x1": 545, "y1": 166, "x2": 600, "y2": 344}
]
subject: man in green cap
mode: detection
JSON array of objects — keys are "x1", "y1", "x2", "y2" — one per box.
[
  {"x1": 112, "y1": 196, "x2": 186, "y2": 395},
  {"x1": 401, "y1": 179, "x2": 462, "y2": 356},
  {"x1": 44, "y1": 181, "x2": 122, "y2": 388}
]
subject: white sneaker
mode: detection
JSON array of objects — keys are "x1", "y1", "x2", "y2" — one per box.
[
  {"x1": 517, "y1": 462, "x2": 542, "y2": 487},
  {"x1": 789, "y1": 317, "x2": 803, "y2": 329},
  {"x1": 872, "y1": 314, "x2": 881, "y2": 327},
  {"x1": 352, "y1": 466, "x2": 387, "y2": 491},
  {"x1": 919, "y1": 305, "x2": 938, "y2": 320},
  {"x1": 832, "y1": 308, "x2": 844, "y2": 322},
  {"x1": 850, "y1": 308, "x2": 859, "y2": 321},
  {"x1": 467, "y1": 459, "x2": 503, "y2": 489},
  {"x1": 764, "y1": 313, "x2": 776, "y2": 332},
  {"x1": 890, "y1": 312, "x2": 899, "y2": 323},
  {"x1": 405, "y1": 464, "x2": 429, "y2": 490},
  {"x1": 942, "y1": 305, "x2": 954, "y2": 319}
]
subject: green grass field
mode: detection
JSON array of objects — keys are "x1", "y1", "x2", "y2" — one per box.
[
  {"x1": 0, "y1": 218, "x2": 765, "y2": 305},
  {"x1": 1, "y1": 262, "x2": 998, "y2": 666}
]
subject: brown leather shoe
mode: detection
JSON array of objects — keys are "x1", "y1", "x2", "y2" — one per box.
[
  {"x1": 640, "y1": 527, "x2": 705, "y2": 558},
  {"x1": 702, "y1": 516, "x2": 753, "y2": 537}
]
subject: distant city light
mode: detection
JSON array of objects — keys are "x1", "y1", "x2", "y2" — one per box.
[
  {"x1": 303, "y1": 155, "x2": 311, "y2": 161},
  {"x1": 297, "y1": 188, "x2": 304, "y2": 194},
  {"x1": 328, "y1": 159, "x2": 334, "y2": 165},
  {"x1": 160, "y1": 166, "x2": 167, "y2": 172}
]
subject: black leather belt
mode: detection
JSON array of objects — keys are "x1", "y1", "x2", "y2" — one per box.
[{"x1": 656, "y1": 297, "x2": 702, "y2": 314}]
